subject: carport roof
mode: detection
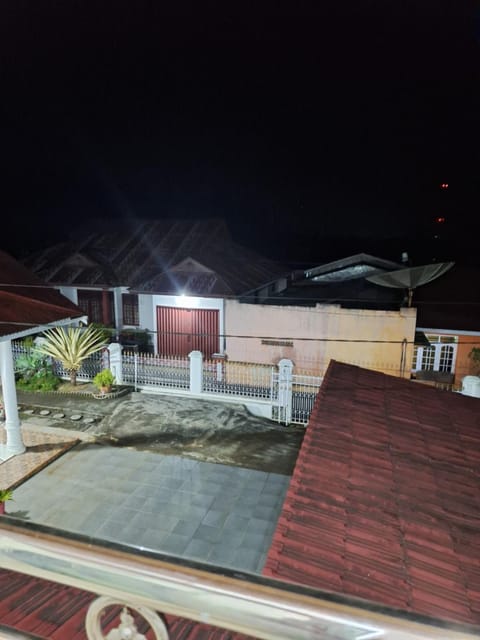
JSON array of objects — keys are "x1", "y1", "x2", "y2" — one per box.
[
  {"x1": 0, "y1": 250, "x2": 84, "y2": 340},
  {"x1": 264, "y1": 360, "x2": 480, "y2": 627}
]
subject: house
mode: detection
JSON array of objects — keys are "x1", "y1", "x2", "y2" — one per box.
[
  {"x1": 0, "y1": 250, "x2": 85, "y2": 459},
  {"x1": 23, "y1": 218, "x2": 288, "y2": 357},
  {"x1": 24, "y1": 234, "x2": 417, "y2": 379},
  {"x1": 256, "y1": 252, "x2": 407, "y2": 309},
  {"x1": 411, "y1": 265, "x2": 480, "y2": 389},
  {"x1": 264, "y1": 360, "x2": 480, "y2": 626}
]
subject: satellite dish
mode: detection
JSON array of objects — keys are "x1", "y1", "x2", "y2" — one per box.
[{"x1": 366, "y1": 261, "x2": 454, "y2": 307}]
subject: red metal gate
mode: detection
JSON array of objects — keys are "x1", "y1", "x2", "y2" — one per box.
[{"x1": 156, "y1": 306, "x2": 219, "y2": 357}]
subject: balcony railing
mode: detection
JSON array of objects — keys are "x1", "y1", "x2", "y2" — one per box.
[{"x1": 0, "y1": 519, "x2": 477, "y2": 640}]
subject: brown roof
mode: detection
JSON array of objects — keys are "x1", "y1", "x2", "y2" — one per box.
[
  {"x1": 0, "y1": 251, "x2": 84, "y2": 339},
  {"x1": 23, "y1": 219, "x2": 287, "y2": 296},
  {"x1": 264, "y1": 360, "x2": 480, "y2": 626}
]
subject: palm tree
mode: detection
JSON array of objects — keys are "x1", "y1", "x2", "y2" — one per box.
[{"x1": 36, "y1": 325, "x2": 107, "y2": 386}]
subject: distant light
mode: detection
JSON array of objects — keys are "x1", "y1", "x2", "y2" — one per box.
[
  {"x1": 440, "y1": 183, "x2": 449, "y2": 189},
  {"x1": 435, "y1": 216, "x2": 446, "y2": 224}
]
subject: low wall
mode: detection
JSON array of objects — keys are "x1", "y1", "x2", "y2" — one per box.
[{"x1": 225, "y1": 300, "x2": 417, "y2": 378}]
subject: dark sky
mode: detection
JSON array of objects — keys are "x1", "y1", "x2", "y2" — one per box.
[{"x1": 1, "y1": 1, "x2": 479, "y2": 266}]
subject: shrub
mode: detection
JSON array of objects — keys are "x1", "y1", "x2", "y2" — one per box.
[
  {"x1": 93, "y1": 368, "x2": 116, "y2": 390},
  {"x1": 15, "y1": 347, "x2": 60, "y2": 391},
  {"x1": 469, "y1": 347, "x2": 480, "y2": 374}
]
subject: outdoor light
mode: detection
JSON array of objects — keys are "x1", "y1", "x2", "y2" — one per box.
[{"x1": 175, "y1": 294, "x2": 199, "y2": 307}]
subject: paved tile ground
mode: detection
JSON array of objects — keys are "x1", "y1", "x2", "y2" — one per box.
[
  {"x1": 0, "y1": 425, "x2": 79, "y2": 489},
  {"x1": 8, "y1": 443, "x2": 290, "y2": 574}
]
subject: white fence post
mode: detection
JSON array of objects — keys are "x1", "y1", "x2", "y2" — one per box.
[
  {"x1": 189, "y1": 351, "x2": 203, "y2": 395},
  {"x1": 278, "y1": 358, "x2": 293, "y2": 425},
  {"x1": 107, "y1": 343, "x2": 123, "y2": 385}
]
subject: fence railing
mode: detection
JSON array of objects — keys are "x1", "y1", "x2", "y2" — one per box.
[
  {"x1": 12, "y1": 342, "x2": 322, "y2": 425},
  {"x1": 122, "y1": 351, "x2": 190, "y2": 391},
  {"x1": 11, "y1": 342, "x2": 105, "y2": 382},
  {"x1": 203, "y1": 359, "x2": 274, "y2": 400},
  {"x1": 0, "y1": 521, "x2": 476, "y2": 640},
  {"x1": 292, "y1": 374, "x2": 323, "y2": 424}
]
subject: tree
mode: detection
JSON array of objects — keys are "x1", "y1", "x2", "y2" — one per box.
[
  {"x1": 469, "y1": 347, "x2": 480, "y2": 375},
  {"x1": 36, "y1": 325, "x2": 107, "y2": 386}
]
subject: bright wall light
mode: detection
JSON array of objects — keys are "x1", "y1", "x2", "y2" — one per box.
[{"x1": 175, "y1": 294, "x2": 199, "y2": 308}]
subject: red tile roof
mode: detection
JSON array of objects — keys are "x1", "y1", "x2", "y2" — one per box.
[
  {"x1": 0, "y1": 250, "x2": 83, "y2": 339},
  {"x1": 264, "y1": 360, "x2": 480, "y2": 626},
  {"x1": 0, "y1": 569, "x2": 255, "y2": 640}
]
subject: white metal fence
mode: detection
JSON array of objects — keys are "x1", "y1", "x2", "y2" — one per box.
[
  {"x1": 202, "y1": 358, "x2": 274, "y2": 400},
  {"x1": 12, "y1": 342, "x2": 106, "y2": 382},
  {"x1": 122, "y1": 352, "x2": 190, "y2": 391},
  {"x1": 12, "y1": 342, "x2": 322, "y2": 425}
]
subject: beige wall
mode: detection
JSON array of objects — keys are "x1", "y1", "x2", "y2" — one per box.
[{"x1": 225, "y1": 301, "x2": 417, "y2": 378}]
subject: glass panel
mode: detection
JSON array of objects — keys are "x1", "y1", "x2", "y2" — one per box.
[
  {"x1": 412, "y1": 346, "x2": 419, "y2": 370},
  {"x1": 122, "y1": 294, "x2": 139, "y2": 326},
  {"x1": 439, "y1": 345, "x2": 454, "y2": 372},
  {"x1": 421, "y1": 346, "x2": 435, "y2": 370},
  {"x1": 440, "y1": 335, "x2": 457, "y2": 344}
]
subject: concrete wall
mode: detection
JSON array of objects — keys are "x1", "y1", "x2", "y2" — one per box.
[{"x1": 225, "y1": 300, "x2": 417, "y2": 378}]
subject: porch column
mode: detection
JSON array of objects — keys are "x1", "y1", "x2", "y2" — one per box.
[
  {"x1": 0, "y1": 340, "x2": 26, "y2": 460},
  {"x1": 102, "y1": 289, "x2": 111, "y2": 326}
]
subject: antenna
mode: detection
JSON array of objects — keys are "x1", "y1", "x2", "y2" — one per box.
[{"x1": 366, "y1": 262, "x2": 454, "y2": 307}]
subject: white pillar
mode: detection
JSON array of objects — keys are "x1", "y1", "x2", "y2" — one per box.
[
  {"x1": 113, "y1": 287, "x2": 124, "y2": 339},
  {"x1": 278, "y1": 358, "x2": 294, "y2": 425},
  {"x1": 107, "y1": 342, "x2": 123, "y2": 385},
  {"x1": 188, "y1": 351, "x2": 203, "y2": 395},
  {"x1": 0, "y1": 340, "x2": 26, "y2": 460}
]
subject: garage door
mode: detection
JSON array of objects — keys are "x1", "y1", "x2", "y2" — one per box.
[{"x1": 156, "y1": 306, "x2": 219, "y2": 357}]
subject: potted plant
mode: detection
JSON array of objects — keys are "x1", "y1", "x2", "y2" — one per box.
[
  {"x1": 93, "y1": 368, "x2": 116, "y2": 395},
  {"x1": 0, "y1": 489, "x2": 13, "y2": 515}
]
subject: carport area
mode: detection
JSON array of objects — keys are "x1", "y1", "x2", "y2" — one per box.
[{"x1": 3, "y1": 390, "x2": 303, "y2": 574}]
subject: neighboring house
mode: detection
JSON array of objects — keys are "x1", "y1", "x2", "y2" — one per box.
[
  {"x1": 230, "y1": 252, "x2": 416, "y2": 377},
  {"x1": 225, "y1": 299, "x2": 416, "y2": 378},
  {"x1": 412, "y1": 265, "x2": 480, "y2": 389},
  {"x1": 257, "y1": 252, "x2": 407, "y2": 309},
  {"x1": 24, "y1": 230, "x2": 417, "y2": 378},
  {"x1": 0, "y1": 250, "x2": 85, "y2": 459},
  {"x1": 23, "y1": 218, "x2": 288, "y2": 358},
  {"x1": 264, "y1": 359, "x2": 480, "y2": 627}
]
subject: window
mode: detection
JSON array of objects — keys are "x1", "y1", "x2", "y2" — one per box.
[
  {"x1": 122, "y1": 294, "x2": 139, "y2": 326},
  {"x1": 412, "y1": 334, "x2": 458, "y2": 374},
  {"x1": 77, "y1": 290, "x2": 114, "y2": 325}
]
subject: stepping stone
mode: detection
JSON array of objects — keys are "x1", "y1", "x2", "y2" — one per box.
[
  {"x1": 24, "y1": 409, "x2": 35, "y2": 415},
  {"x1": 70, "y1": 414, "x2": 83, "y2": 421},
  {"x1": 39, "y1": 410, "x2": 51, "y2": 416},
  {"x1": 53, "y1": 413, "x2": 65, "y2": 419},
  {"x1": 83, "y1": 417, "x2": 95, "y2": 424}
]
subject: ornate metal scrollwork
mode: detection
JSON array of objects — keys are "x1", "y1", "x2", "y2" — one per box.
[{"x1": 86, "y1": 596, "x2": 169, "y2": 640}]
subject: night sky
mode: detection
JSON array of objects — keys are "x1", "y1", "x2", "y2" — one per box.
[{"x1": 1, "y1": 2, "x2": 479, "y2": 267}]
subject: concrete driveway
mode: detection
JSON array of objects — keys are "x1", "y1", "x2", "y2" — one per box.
[
  {"x1": 9, "y1": 443, "x2": 290, "y2": 574},
  {"x1": 9, "y1": 389, "x2": 302, "y2": 574},
  {"x1": 17, "y1": 389, "x2": 305, "y2": 475}
]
